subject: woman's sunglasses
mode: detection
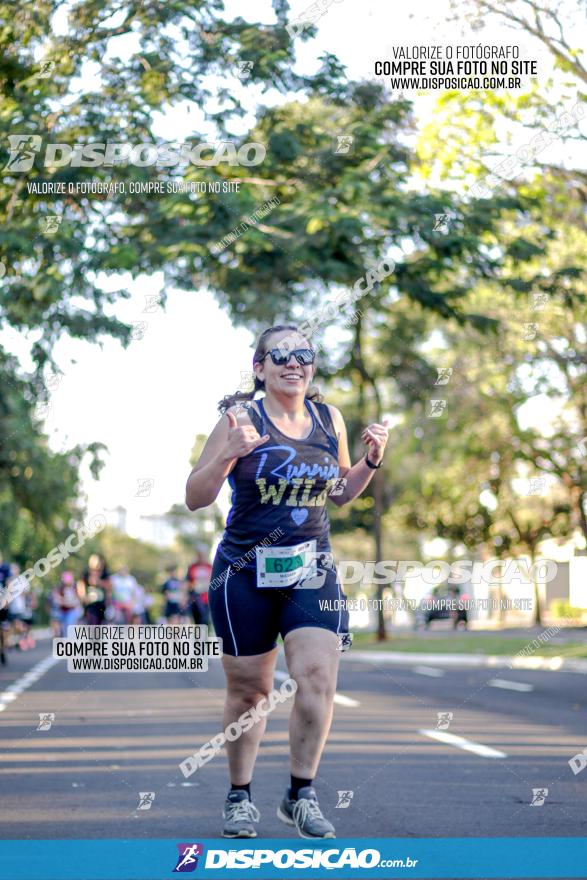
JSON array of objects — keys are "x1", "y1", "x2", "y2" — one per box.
[{"x1": 257, "y1": 347, "x2": 316, "y2": 367}]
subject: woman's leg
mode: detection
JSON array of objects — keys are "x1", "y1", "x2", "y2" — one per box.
[
  {"x1": 221, "y1": 648, "x2": 278, "y2": 785},
  {"x1": 283, "y1": 627, "x2": 340, "y2": 778}
]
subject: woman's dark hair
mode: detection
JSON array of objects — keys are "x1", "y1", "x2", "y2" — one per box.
[{"x1": 217, "y1": 324, "x2": 323, "y2": 414}]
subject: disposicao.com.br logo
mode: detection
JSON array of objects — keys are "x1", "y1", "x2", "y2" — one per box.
[
  {"x1": 3, "y1": 135, "x2": 266, "y2": 172},
  {"x1": 199, "y1": 846, "x2": 418, "y2": 870},
  {"x1": 173, "y1": 842, "x2": 204, "y2": 872}
]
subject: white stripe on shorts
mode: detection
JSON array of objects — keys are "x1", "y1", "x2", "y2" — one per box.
[{"x1": 223, "y1": 564, "x2": 238, "y2": 656}]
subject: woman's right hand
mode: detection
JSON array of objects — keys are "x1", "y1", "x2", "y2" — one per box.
[
  {"x1": 186, "y1": 406, "x2": 270, "y2": 510},
  {"x1": 224, "y1": 410, "x2": 270, "y2": 460}
]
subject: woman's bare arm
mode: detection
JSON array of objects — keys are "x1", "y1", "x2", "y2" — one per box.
[
  {"x1": 185, "y1": 406, "x2": 269, "y2": 511},
  {"x1": 185, "y1": 412, "x2": 238, "y2": 511},
  {"x1": 327, "y1": 405, "x2": 383, "y2": 507}
]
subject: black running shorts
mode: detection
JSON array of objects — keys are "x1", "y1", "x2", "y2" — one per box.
[{"x1": 208, "y1": 549, "x2": 352, "y2": 657}]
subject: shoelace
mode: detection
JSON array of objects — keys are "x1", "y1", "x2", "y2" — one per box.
[
  {"x1": 292, "y1": 797, "x2": 324, "y2": 825},
  {"x1": 224, "y1": 800, "x2": 260, "y2": 824}
]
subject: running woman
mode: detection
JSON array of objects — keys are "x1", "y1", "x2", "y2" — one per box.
[
  {"x1": 185, "y1": 546, "x2": 212, "y2": 627},
  {"x1": 53, "y1": 570, "x2": 83, "y2": 638},
  {"x1": 185, "y1": 324, "x2": 388, "y2": 840},
  {"x1": 160, "y1": 565, "x2": 185, "y2": 624},
  {"x1": 80, "y1": 554, "x2": 111, "y2": 627}
]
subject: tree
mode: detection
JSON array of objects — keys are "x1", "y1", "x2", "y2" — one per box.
[
  {"x1": 0, "y1": 348, "x2": 106, "y2": 564},
  {"x1": 0, "y1": 0, "x2": 342, "y2": 555},
  {"x1": 3, "y1": 0, "x2": 580, "y2": 642},
  {"x1": 426, "y1": 0, "x2": 586, "y2": 197}
]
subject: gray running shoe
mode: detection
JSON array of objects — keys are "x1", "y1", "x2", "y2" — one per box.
[
  {"x1": 277, "y1": 786, "x2": 336, "y2": 839},
  {"x1": 222, "y1": 790, "x2": 260, "y2": 838}
]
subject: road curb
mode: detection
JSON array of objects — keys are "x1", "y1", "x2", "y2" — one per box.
[{"x1": 347, "y1": 649, "x2": 587, "y2": 674}]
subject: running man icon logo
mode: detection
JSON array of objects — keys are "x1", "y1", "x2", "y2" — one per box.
[
  {"x1": 37, "y1": 713, "x2": 55, "y2": 731},
  {"x1": 130, "y1": 321, "x2": 148, "y2": 341},
  {"x1": 4, "y1": 135, "x2": 42, "y2": 172},
  {"x1": 328, "y1": 477, "x2": 347, "y2": 497},
  {"x1": 434, "y1": 367, "x2": 453, "y2": 385},
  {"x1": 137, "y1": 792, "x2": 155, "y2": 811},
  {"x1": 530, "y1": 788, "x2": 548, "y2": 806},
  {"x1": 135, "y1": 478, "x2": 155, "y2": 497},
  {"x1": 239, "y1": 371, "x2": 255, "y2": 391},
  {"x1": 532, "y1": 293, "x2": 549, "y2": 311},
  {"x1": 173, "y1": 843, "x2": 204, "y2": 872},
  {"x1": 337, "y1": 633, "x2": 353, "y2": 652},
  {"x1": 235, "y1": 61, "x2": 253, "y2": 79},
  {"x1": 433, "y1": 213, "x2": 455, "y2": 233},
  {"x1": 143, "y1": 295, "x2": 162, "y2": 313},
  {"x1": 37, "y1": 61, "x2": 55, "y2": 79},
  {"x1": 527, "y1": 477, "x2": 548, "y2": 496},
  {"x1": 295, "y1": 551, "x2": 334, "y2": 590},
  {"x1": 334, "y1": 135, "x2": 354, "y2": 154},
  {"x1": 436, "y1": 712, "x2": 453, "y2": 730},
  {"x1": 34, "y1": 401, "x2": 53, "y2": 420},
  {"x1": 39, "y1": 215, "x2": 62, "y2": 235},
  {"x1": 335, "y1": 790, "x2": 353, "y2": 808},
  {"x1": 428, "y1": 399, "x2": 447, "y2": 418}
]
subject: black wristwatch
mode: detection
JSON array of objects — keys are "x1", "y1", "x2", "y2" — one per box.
[{"x1": 364, "y1": 454, "x2": 382, "y2": 470}]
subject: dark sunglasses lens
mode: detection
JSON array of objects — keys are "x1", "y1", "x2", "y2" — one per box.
[
  {"x1": 267, "y1": 348, "x2": 315, "y2": 366},
  {"x1": 295, "y1": 349, "x2": 315, "y2": 364},
  {"x1": 269, "y1": 349, "x2": 289, "y2": 365}
]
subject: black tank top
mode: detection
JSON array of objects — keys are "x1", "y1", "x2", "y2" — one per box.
[{"x1": 217, "y1": 398, "x2": 340, "y2": 567}]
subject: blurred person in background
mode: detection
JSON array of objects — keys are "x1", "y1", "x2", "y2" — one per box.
[
  {"x1": 186, "y1": 545, "x2": 212, "y2": 626},
  {"x1": 6, "y1": 564, "x2": 36, "y2": 650},
  {"x1": 21, "y1": 588, "x2": 37, "y2": 649},
  {"x1": 52, "y1": 570, "x2": 83, "y2": 637},
  {"x1": 48, "y1": 585, "x2": 62, "y2": 638},
  {"x1": 160, "y1": 564, "x2": 186, "y2": 624},
  {"x1": 80, "y1": 554, "x2": 111, "y2": 627},
  {"x1": 111, "y1": 565, "x2": 139, "y2": 624},
  {"x1": 0, "y1": 557, "x2": 11, "y2": 664},
  {"x1": 131, "y1": 578, "x2": 150, "y2": 624}
]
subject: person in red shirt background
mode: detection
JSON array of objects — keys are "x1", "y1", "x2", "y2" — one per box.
[{"x1": 185, "y1": 544, "x2": 212, "y2": 627}]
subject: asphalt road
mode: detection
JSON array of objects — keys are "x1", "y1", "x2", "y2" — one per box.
[{"x1": 1, "y1": 632, "x2": 586, "y2": 848}]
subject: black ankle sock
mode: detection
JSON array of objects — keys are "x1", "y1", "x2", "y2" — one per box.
[
  {"x1": 289, "y1": 775, "x2": 313, "y2": 800},
  {"x1": 230, "y1": 782, "x2": 251, "y2": 799}
]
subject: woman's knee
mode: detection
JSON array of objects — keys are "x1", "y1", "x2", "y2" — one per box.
[
  {"x1": 226, "y1": 680, "x2": 271, "y2": 713},
  {"x1": 291, "y1": 662, "x2": 336, "y2": 700}
]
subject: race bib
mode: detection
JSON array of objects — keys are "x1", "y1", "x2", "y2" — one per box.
[{"x1": 255, "y1": 540, "x2": 317, "y2": 589}]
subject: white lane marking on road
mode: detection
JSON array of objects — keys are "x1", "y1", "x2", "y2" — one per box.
[
  {"x1": 419, "y1": 729, "x2": 507, "y2": 758},
  {"x1": 331, "y1": 693, "x2": 361, "y2": 707},
  {"x1": 274, "y1": 669, "x2": 360, "y2": 707},
  {"x1": 0, "y1": 655, "x2": 60, "y2": 712},
  {"x1": 488, "y1": 678, "x2": 534, "y2": 692},
  {"x1": 413, "y1": 666, "x2": 445, "y2": 677}
]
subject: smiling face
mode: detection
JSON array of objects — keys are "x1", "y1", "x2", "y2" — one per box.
[{"x1": 254, "y1": 329, "x2": 316, "y2": 398}]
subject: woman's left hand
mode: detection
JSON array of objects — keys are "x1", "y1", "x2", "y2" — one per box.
[{"x1": 361, "y1": 419, "x2": 390, "y2": 466}]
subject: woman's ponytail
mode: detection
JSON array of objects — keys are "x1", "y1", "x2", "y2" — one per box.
[{"x1": 217, "y1": 376, "x2": 263, "y2": 415}]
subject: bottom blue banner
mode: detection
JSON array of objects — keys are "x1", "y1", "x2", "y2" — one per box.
[{"x1": 0, "y1": 837, "x2": 585, "y2": 879}]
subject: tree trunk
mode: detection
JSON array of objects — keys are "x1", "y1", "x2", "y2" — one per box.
[
  {"x1": 374, "y1": 468, "x2": 386, "y2": 641},
  {"x1": 498, "y1": 562, "x2": 506, "y2": 625},
  {"x1": 532, "y1": 552, "x2": 542, "y2": 626}
]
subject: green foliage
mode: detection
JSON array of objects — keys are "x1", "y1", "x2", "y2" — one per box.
[
  {"x1": 0, "y1": 0, "x2": 342, "y2": 560},
  {"x1": 550, "y1": 599, "x2": 585, "y2": 620},
  {"x1": 1, "y1": 0, "x2": 585, "y2": 629}
]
